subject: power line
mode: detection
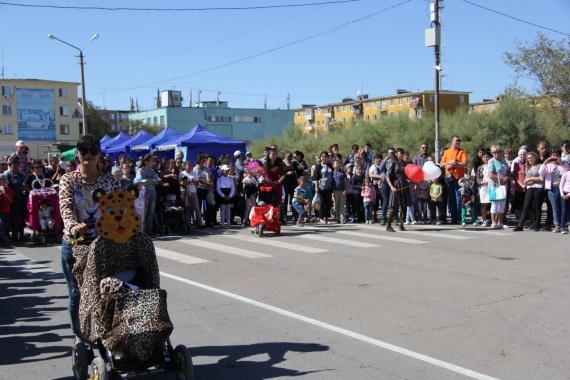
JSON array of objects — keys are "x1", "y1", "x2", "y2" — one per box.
[
  {"x1": 95, "y1": 0, "x2": 412, "y2": 96},
  {"x1": 461, "y1": 0, "x2": 570, "y2": 37},
  {"x1": 0, "y1": 0, "x2": 361, "y2": 11}
]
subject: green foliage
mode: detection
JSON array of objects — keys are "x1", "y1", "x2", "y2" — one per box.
[
  {"x1": 252, "y1": 101, "x2": 561, "y2": 163},
  {"x1": 85, "y1": 101, "x2": 110, "y2": 138},
  {"x1": 119, "y1": 119, "x2": 163, "y2": 136},
  {"x1": 503, "y1": 32, "x2": 570, "y2": 128}
]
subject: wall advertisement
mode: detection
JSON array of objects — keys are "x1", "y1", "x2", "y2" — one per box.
[{"x1": 16, "y1": 88, "x2": 56, "y2": 141}]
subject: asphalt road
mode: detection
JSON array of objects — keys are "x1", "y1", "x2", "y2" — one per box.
[{"x1": 0, "y1": 222, "x2": 569, "y2": 380}]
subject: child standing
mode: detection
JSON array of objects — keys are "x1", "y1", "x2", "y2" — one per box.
[
  {"x1": 303, "y1": 170, "x2": 315, "y2": 222},
  {"x1": 242, "y1": 170, "x2": 259, "y2": 226},
  {"x1": 458, "y1": 177, "x2": 476, "y2": 226},
  {"x1": 405, "y1": 180, "x2": 417, "y2": 225},
  {"x1": 216, "y1": 165, "x2": 235, "y2": 227},
  {"x1": 291, "y1": 176, "x2": 309, "y2": 227},
  {"x1": 0, "y1": 174, "x2": 13, "y2": 244},
  {"x1": 344, "y1": 164, "x2": 355, "y2": 222},
  {"x1": 429, "y1": 176, "x2": 445, "y2": 225},
  {"x1": 332, "y1": 160, "x2": 347, "y2": 224},
  {"x1": 416, "y1": 179, "x2": 430, "y2": 224},
  {"x1": 133, "y1": 179, "x2": 147, "y2": 232},
  {"x1": 361, "y1": 177, "x2": 376, "y2": 224}
]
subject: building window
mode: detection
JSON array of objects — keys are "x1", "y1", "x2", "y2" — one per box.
[
  {"x1": 336, "y1": 106, "x2": 339, "y2": 112},
  {"x1": 407, "y1": 96, "x2": 412, "y2": 104},
  {"x1": 373, "y1": 114, "x2": 377, "y2": 121},
  {"x1": 234, "y1": 116, "x2": 259, "y2": 123},
  {"x1": 316, "y1": 120, "x2": 320, "y2": 126},
  {"x1": 381, "y1": 100, "x2": 386, "y2": 108},
  {"x1": 365, "y1": 115, "x2": 369, "y2": 121},
  {"x1": 373, "y1": 101, "x2": 377, "y2": 108},
  {"x1": 429, "y1": 95, "x2": 435, "y2": 103},
  {"x1": 110, "y1": 124, "x2": 117, "y2": 131},
  {"x1": 60, "y1": 124, "x2": 70, "y2": 135},
  {"x1": 160, "y1": 115, "x2": 165, "y2": 126},
  {"x1": 459, "y1": 95, "x2": 465, "y2": 104},
  {"x1": 365, "y1": 103, "x2": 369, "y2": 109},
  {"x1": 3, "y1": 124, "x2": 13, "y2": 134},
  {"x1": 59, "y1": 88, "x2": 68, "y2": 98},
  {"x1": 119, "y1": 114, "x2": 128, "y2": 121},
  {"x1": 146, "y1": 118, "x2": 151, "y2": 125},
  {"x1": 1, "y1": 86, "x2": 13, "y2": 97},
  {"x1": 492, "y1": 104, "x2": 496, "y2": 110},
  {"x1": 60, "y1": 106, "x2": 69, "y2": 116},
  {"x1": 109, "y1": 113, "x2": 116, "y2": 120},
  {"x1": 342, "y1": 105, "x2": 346, "y2": 112},
  {"x1": 342, "y1": 117, "x2": 346, "y2": 123},
  {"x1": 390, "y1": 99, "x2": 394, "y2": 106},
  {"x1": 398, "y1": 98, "x2": 403, "y2": 105},
  {"x1": 153, "y1": 116, "x2": 158, "y2": 124},
  {"x1": 2, "y1": 105, "x2": 12, "y2": 115}
]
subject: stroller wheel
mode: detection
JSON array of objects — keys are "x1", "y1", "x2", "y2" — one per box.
[
  {"x1": 89, "y1": 356, "x2": 108, "y2": 380},
  {"x1": 180, "y1": 225, "x2": 189, "y2": 235},
  {"x1": 39, "y1": 235, "x2": 46, "y2": 244},
  {"x1": 71, "y1": 340, "x2": 90, "y2": 380},
  {"x1": 258, "y1": 225, "x2": 265, "y2": 237},
  {"x1": 174, "y1": 345, "x2": 194, "y2": 380}
]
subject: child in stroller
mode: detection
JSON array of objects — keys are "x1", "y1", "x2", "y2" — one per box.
[
  {"x1": 70, "y1": 188, "x2": 192, "y2": 379},
  {"x1": 157, "y1": 175, "x2": 189, "y2": 235},
  {"x1": 27, "y1": 178, "x2": 62, "y2": 244}
]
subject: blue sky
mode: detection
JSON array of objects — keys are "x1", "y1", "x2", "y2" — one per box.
[{"x1": 1, "y1": 0, "x2": 569, "y2": 111}]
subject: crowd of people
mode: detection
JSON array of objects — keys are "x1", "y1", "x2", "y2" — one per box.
[{"x1": 1, "y1": 136, "x2": 569, "y2": 247}]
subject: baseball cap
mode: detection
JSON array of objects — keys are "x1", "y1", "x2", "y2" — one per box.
[
  {"x1": 111, "y1": 166, "x2": 124, "y2": 175},
  {"x1": 221, "y1": 164, "x2": 231, "y2": 171},
  {"x1": 234, "y1": 150, "x2": 242, "y2": 158},
  {"x1": 15, "y1": 140, "x2": 25, "y2": 148}
]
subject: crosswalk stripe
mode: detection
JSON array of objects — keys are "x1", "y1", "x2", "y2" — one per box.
[
  {"x1": 334, "y1": 230, "x2": 427, "y2": 244},
  {"x1": 223, "y1": 234, "x2": 328, "y2": 253},
  {"x1": 455, "y1": 229, "x2": 510, "y2": 236},
  {"x1": 357, "y1": 224, "x2": 471, "y2": 239},
  {"x1": 299, "y1": 234, "x2": 379, "y2": 248},
  {"x1": 178, "y1": 239, "x2": 272, "y2": 258},
  {"x1": 154, "y1": 247, "x2": 209, "y2": 265}
]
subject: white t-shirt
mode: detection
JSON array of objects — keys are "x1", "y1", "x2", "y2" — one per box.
[{"x1": 179, "y1": 170, "x2": 198, "y2": 193}]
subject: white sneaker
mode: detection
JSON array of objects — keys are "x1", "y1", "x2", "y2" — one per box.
[
  {"x1": 461, "y1": 222, "x2": 466, "y2": 227},
  {"x1": 562, "y1": 230, "x2": 568, "y2": 234},
  {"x1": 406, "y1": 221, "x2": 411, "y2": 225},
  {"x1": 412, "y1": 221, "x2": 418, "y2": 225},
  {"x1": 473, "y1": 223, "x2": 478, "y2": 227}
]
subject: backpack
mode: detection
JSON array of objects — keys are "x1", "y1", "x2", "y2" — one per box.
[{"x1": 318, "y1": 164, "x2": 333, "y2": 191}]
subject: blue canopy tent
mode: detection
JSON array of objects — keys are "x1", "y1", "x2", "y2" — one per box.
[
  {"x1": 130, "y1": 126, "x2": 183, "y2": 160},
  {"x1": 99, "y1": 135, "x2": 112, "y2": 146},
  {"x1": 101, "y1": 131, "x2": 131, "y2": 153},
  {"x1": 105, "y1": 130, "x2": 153, "y2": 162},
  {"x1": 156, "y1": 124, "x2": 246, "y2": 163}
]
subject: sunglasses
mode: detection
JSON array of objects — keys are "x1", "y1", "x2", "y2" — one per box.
[{"x1": 78, "y1": 148, "x2": 101, "y2": 156}]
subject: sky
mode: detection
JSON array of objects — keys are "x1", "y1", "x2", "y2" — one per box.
[{"x1": 1, "y1": 0, "x2": 569, "y2": 112}]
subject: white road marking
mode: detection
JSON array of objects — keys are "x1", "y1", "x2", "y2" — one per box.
[
  {"x1": 178, "y1": 239, "x2": 272, "y2": 258},
  {"x1": 455, "y1": 229, "x2": 510, "y2": 236},
  {"x1": 390, "y1": 229, "x2": 472, "y2": 240},
  {"x1": 299, "y1": 234, "x2": 379, "y2": 248},
  {"x1": 160, "y1": 272, "x2": 499, "y2": 380},
  {"x1": 334, "y1": 230, "x2": 427, "y2": 244},
  {"x1": 223, "y1": 234, "x2": 328, "y2": 253},
  {"x1": 154, "y1": 247, "x2": 209, "y2": 265}
]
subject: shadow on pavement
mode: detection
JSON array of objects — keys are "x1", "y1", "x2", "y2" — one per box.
[
  {"x1": 189, "y1": 342, "x2": 331, "y2": 379},
  {"x1": 0, "y1": 250, "x2": 71, "y2": 365}
]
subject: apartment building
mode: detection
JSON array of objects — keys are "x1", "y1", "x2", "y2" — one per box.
[
  {"x1": 294, "y1": 90, "x2": 470, "y2": 131},
  {"x1": 0, "y1": 78, "x2": 82, "y2": 158}
]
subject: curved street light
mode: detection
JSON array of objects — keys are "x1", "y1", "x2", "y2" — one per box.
[{"x1": 48, "y1": 33, "x2": 99, "y2": 136}]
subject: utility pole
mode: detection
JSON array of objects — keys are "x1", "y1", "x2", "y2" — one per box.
[{"x1": 426, "y1": 0, "x2": 442, "y2": 162}]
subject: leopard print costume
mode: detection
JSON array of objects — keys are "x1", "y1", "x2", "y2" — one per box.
[{"x1": 72, "y1": 189, "x2": 173, "y2": 361}]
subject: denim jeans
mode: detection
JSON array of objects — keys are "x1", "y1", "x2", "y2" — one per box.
[
  {"x1": 292, "y1": 202, "x2": 307, "y2": 219},
  {"x1": 61, "y1": 240, "x2": 81, "y2": 336},
  {"x1": 145, "y1": 189, "x2": 157, "y2": 233},
  {"x1": 363, "y1": 201, "x2": 373, "y2": 221},
  {"x1": 547, "y1": 184, "x2": 563, "y2": 226},
  {"x1": 381, "y1": 182, "x2": 390, "y2": 220},
  {"x1": 444, "y1": 179, "x2": 461, "y2": 222}
]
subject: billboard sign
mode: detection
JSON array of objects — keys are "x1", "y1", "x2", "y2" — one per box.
[{"x1": 16, "y1": 88, "x2": 56, "y2": 141}]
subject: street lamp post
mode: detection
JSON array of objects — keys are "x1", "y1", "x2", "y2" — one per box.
[{"x1": 48, "y1": 33, "x2": 99, "y2": 136}]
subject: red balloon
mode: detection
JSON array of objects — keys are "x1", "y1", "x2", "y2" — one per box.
[{"x1": 404, "y1": 164, "x2": 424, "y2": 183}]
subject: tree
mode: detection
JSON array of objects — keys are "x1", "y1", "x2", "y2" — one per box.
[
  {"x1": 503, "y1": 32, "x2": 570, "y2": 128},
  {"x1": 119, "y1": 119, "x2": 163, "y2": 136},
  {"x1": 85, "y1": 101, "x2": 111, "y2": 138}
]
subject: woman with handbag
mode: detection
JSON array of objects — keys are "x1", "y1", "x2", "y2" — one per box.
[{"x1": 487, "y1": 145, "x2": 510, "y2": 229}]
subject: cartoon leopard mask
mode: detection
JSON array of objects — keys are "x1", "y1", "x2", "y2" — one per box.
[{"x1": 93, "y1": 187, "x2": 141, "y2": 244}]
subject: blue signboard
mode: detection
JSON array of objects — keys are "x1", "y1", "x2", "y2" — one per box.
[{"x1": 16, "y1": 88, "x2": 56, "y2": 141}]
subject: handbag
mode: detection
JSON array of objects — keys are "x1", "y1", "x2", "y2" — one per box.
[
  {"x1": 488, "y1": 184, "x2": 506, "y2": 201},
  {"x1": 444, "y1": 149, "x2": 462, "y2": 184},
  {"x1": 206, "y1": 190, "x2": 216, "y2": 206}
]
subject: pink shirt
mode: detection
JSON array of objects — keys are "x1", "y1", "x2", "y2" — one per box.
[
  {"x1": 560, "y1": 172, "x2": 570, "y2": 196},
  {"x1": 361, "y1": 185, "x2": 376, "y2": 203},
  {"x1": 538, "y1": 163, "x2": 569, "y2": 190}
]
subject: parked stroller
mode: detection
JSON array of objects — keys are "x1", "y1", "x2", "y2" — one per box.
[
  {"x1": 70, "y1": 188, "x2": 193, "y2": 379},
  {"x1": 157, "y1": 176, "x2": 189, "y2": 236},
  {"x1": 26, "y1": 178, "x2": 62, "y2": 244},
  {"x1": 249, "y1": 183, "x2": 281, "y2": 237}
]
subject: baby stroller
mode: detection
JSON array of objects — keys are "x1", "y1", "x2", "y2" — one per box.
[
  {"x1": 157, "y1": 177, "x2": 189, "y2": 236},
  {"x1": 249, "y1": 183, "x2": 281, "y2": 237},
  {"x1": 26, "y1": 178, "x2": 62, "y2": 244},
  {"x1": 70, "y1": 188, "x2": 193, "y2": 380}
]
